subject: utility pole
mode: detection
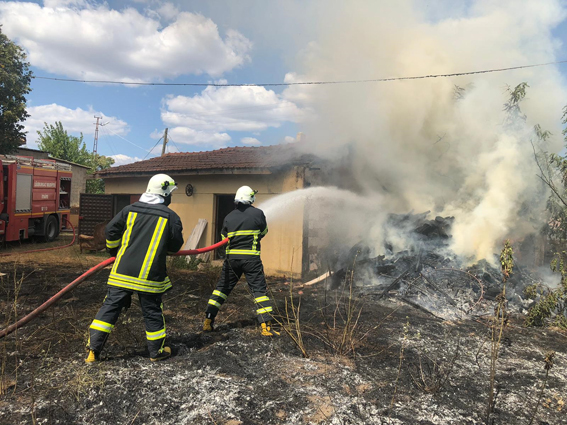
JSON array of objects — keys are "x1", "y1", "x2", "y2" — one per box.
[
  {"x1": 161, "y1": 128, "x2": 168, "y2": 156},
  {"x1": 93, "y1": 116, "x2": 102, "y2": 154}
]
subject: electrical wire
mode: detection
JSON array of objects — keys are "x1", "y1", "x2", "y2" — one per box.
[
  {"x1": 104, "y1": 127, "x2": 158, "y2": 155},
  {"x1": 143, "y1": 136, "x2": 163, "y2": 160},
  {"x1": 166, "y1": 136, "x2": 182, "y2": 153},
  {"x1": 33, "y1": 59, "x2": 567, "y2": 87},
  {"x1": 99, "y1": 126, "x2": 117, "y2": 157}
]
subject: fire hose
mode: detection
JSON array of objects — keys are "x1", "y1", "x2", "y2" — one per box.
[
  {"x1": 0, "y1": 217, "x2": 77, "y2": 257},
  {"x1": 0, "y1": 238, "x2": 228, "y2": 339}
]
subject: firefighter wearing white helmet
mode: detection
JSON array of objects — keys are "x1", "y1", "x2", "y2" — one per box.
[
  {"x1": 204, "y1": 185, "x2": 278, "y2": 336},
  {"x1": 234, "y1": 185, "x2": 256, "y2": 204},
  {"x1": 85, "y1": 174, "x2": 184, "y2": 363},
  {"x1": 145, "y1": 173, "x2": 178, "y2": 205}
]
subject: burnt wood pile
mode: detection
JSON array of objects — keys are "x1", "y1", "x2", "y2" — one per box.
[{"x1": 330, "y1": 212, "x2": 541, "y2": 320}]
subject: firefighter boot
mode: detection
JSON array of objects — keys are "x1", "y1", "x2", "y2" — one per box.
[
  {"x1": 150, "y1": 346, "x2": 171, "y2": 362},
  {"x1": 260, "y1": 321, "x2": 280, "y2": 336},
  {"x1": 203, "y1": 317, "x2": 215, "y2": 332},
  {"x1": 85, "y1": 349, "x2": 100, "y2": 364}
]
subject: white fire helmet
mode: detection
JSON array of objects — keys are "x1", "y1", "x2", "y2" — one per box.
[
  {"x1": 234, "y1": 185, "x2": 257, "y2": 204},
  {"x1": 146, "y1": 174, "x2": 178, "y2": 197}
]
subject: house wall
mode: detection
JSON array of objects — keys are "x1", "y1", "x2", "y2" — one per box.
[
  {"x1": 103, "y1": 167, "x2": 305, "y2": 278},
  {"x1": 67, "y1": 165, "x2": 87, "y2": 228},
  {"x1": 70, "y1": 165, "x2": 87, "y2": 207}
]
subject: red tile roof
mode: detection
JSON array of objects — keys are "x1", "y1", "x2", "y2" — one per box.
[{"x1": 97, "y1": 145, "x2": 313, "y2": 178}]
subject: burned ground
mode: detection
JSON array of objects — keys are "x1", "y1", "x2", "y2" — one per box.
[{"x1": 0, "y1": 244, "x2": 566, "y2": 424}]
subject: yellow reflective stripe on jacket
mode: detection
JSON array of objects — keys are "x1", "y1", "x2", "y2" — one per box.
[
  {"x1": 208, "y1": 299, "x2": 221, "y2": 308},
  {"x1": 112, "y1": 212, "x2": 137, "y2": 274},
  {"x1": 252, "y1": 234, "x2": 259, "y2": 251},
  {"x1": 90, "y1": 319, "x2": 114, "y2": 333},
  {"x1": 227, "y1": 230, "x2": 261, "y2": 237},
  {"x1": 108, "y1": 278, "x2": 172, "y2": 294},
  {"x1": 111, "y1": 271, "x2": 171, "y2": 287},
  {"x1": 108, "y1": 272, "x2": 172, "y2": 293},
  {"x1": 260, "y1": 227, "x2": 268, "y2": 236},
  {"x1": 139, "y1": 217, "x2": 167, "y2": 280},
  {"x1": 257, "y1": 307, "x2": 273, "y2": 314},
  {"x1": 225, "y1": 249, "x2": 261, "y2": 255},
  {"x1": 106, "y1": 239, "x2": 120, "y2": 249},
  {"x1": 146, "y1": 328, "x2": 166, "y2": 340},
  {"x1": 213, "y1": 290, "x2": 227, "y2": 300},
  {"x1": 255, "y1": 296, "x2": 270, "y2": 303}
]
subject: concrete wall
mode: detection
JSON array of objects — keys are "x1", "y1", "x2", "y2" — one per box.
[
  {"x1": 103, "y1": 167, "x2": 305, "y2": 278},
  {"x1": 70, "y1": 165, "x2": 87, "y2": 207}
]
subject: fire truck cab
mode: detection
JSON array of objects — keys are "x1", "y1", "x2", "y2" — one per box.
[{"x1": 0, "y1": 156, "x2": 72, "y2": 244}]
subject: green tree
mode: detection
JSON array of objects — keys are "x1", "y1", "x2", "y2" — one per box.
[
  {"x1": 526, "y1": 88, "x2": 567, "y2": 329},
  {"x1": 37, "y1": 121, "x2": 114, "y2": 194},
  {"x1": 0, "y1": 26, "x2": 33, "y2": 153},
  {"x1": 37, "y1": 121, "x2": 90, "y2": 163},
  {"x1": 86, "y1": 153, "x2": 115, "y2": 194}
]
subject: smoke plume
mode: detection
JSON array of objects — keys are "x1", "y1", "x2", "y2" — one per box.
[{"x1": 286, "y1": 0, "x2": 567, "y2": 262}]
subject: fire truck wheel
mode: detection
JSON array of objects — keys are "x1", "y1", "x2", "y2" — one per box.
[{"x1": 44, "y1": 215, "x2": 58, "y2": 243}]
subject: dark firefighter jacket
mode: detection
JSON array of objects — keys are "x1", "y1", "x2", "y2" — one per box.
[
  {"x1": 105, "y1": 202, "x2": 184, "y2": 293},
  {"x1": 222, "y1": 204, "x2": 268, "y2": 260}
]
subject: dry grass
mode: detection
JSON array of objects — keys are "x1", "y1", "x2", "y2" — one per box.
[
  {"x1": 408, "y1": 338, "x2": 461, "y2": 394},
  {"x1": 66, "y1": 366, "x2": 106, "y2": 402},
  {"x1": 280, "y1": 280, "x2": 308, "y2": 358},
  {"x1": 0, "y1": 245, "x2": 104, "y2": 268}
]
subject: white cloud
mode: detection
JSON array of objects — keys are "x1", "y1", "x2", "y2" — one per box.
[
  {"x1": 162, "y1": 85, "x2": 305, "y2": 132},
  {"x1": 24, "y1": 103, "x2": 129, "y2": 148},
  {"x1": 155, "y1": 2, "x2": 179, "y2": 21},
  {"x1": 0, "y1": 1, "x2": 252, "y2": 82},
  {"x1": 241, "y1": 137, "x2": 262, "y2": 146},
  {"x1": 43, "y1": 0, "x2": 86, "y2": 7},
  {"x1": 110, "y1": 154, "x2": 143, "y2": 166},
  {"x1": 282, "y1": 132, "x2": 306, "y2": 144},
  {"x1": 160, "y1": 84, "x2": 306, "y2": 148},
  {"x1": 168, "y1": 127, "x2": 231, "y2": 147},
  {"x1": 282, "y1": 72, "x2": 317, "y2": 106}
]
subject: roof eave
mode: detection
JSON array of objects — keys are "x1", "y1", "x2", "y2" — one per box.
[{"x1": 96, "y1": 167, "x2": 275, "y2": 179}]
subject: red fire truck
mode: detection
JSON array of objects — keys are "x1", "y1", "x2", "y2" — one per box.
[{"x1": 0, "y1": 156, "x2": 72, "y2": 244}]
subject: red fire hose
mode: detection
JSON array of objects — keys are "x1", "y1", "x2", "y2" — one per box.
[
  {"x1": 0, "y1": 217, "x2": 77, "y2": 257},
  {"x1": 0, "y1": 239, "x2": 228, "y2": 338}
]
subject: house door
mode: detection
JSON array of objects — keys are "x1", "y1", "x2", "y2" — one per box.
[{"x1": 214, "y1": 194, "x2": 235, "y2": 259}]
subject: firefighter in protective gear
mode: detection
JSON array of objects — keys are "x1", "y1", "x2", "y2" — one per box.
[
  {"x1": 203, "y1": 186, "x2": 278, "y2": 336},
  {"x1": 85, "y1": 174, "x2": 184, "y2": 363}
]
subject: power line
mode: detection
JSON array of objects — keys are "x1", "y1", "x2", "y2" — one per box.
[
  {"x1": 167, "y1": 136, "x2": 182, "y2": 153},
  {"x1": 99, "y1": 127, "x2": 117, "y2": 157},
  {"x1": 104, "y1": 127, "x2": 156, "y2": 155},
  {"x1": 144, "y1": 137, "x2": 163, "y2": 160},
  {"x1": 33, "y1": 59, "x2": 567, "y2": 87}
]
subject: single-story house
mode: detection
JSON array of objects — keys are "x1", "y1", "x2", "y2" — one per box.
[{"x1": 96, "y1": 145, "x2": 323, "y2": 278}]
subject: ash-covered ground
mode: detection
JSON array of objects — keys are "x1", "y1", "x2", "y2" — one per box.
[{"x1": 0, "y1": 245, "x2": 566, "y2": 425}]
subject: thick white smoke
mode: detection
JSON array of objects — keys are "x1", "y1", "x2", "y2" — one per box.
[{"x1": 285, "y1": 0, "x2": 567, "y2": 262}]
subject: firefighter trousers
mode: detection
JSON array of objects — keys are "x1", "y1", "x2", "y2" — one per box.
[
  {"x1": 88, "y1": 286, "x2": 167, "y2": 358},
  {"x1": 206, "y1": 258, "x2": 273, "y2": 323}
]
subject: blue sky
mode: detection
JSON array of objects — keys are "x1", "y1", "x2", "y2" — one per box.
[{"x1": 2, "y1": 0, "x2": 567, "y2": 165}]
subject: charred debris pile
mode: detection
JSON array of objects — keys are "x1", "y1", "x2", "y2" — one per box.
[{"x1": 330, "y1": 211, "x2": 542, "y2": 320}]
